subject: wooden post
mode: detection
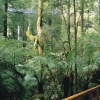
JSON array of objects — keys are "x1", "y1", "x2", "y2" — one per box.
[
  {"x1": 96, "y1": 89, "x2": 99, "y2": 100},
  {"x1": 89, "y1": 93, "x2": 92, "y2": 100}
]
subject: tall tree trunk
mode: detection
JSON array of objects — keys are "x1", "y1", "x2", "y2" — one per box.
[
  {"x1": 3, "y1": 0, "x2": 8, "y2": 37},
  {"x1": 37, "y1": 1, "x2": 44, "y2": 100},
  {"x1": 80, "y1": 0, "x2": 85, "y2": 35},
  {"x1": 67, "y1": 0, "x2": 71, "y2": 52},
  {"x1": 67, "y1": 0, "x2": 73, "y2": 95},
  {"x1": 22, "y1": 15, "x2": 27, "y2": 47},
  {"x1": 80, "y1": 0, "x2": 85, "y2": 62},
  {"x1": 61, "y1": 3, "x2": 71, "y2": 60},
  {"x1": 73, "y1": 0, "x2": 78, "y2": 92},
  {"x1": 37, "y1": 0, "x2": 44, "y2": 55}
]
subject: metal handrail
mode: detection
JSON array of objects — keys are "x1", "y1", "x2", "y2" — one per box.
[{"x1": 63, "y1": 85, "x2": 100, "y2": 100}]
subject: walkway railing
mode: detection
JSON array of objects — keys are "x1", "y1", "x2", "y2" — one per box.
[{"x1": 63, "y1": 85, "x2": 100, "y2": 100}]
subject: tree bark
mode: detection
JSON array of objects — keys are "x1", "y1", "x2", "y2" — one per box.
[
  {"x1": 37, "y1": 0, "x2": 44, "y2": 55},
  {"x1": 73, "y1": 0, "x2": 78, "y2": 92},
  {"x1": 38, "y1": 81, "x2": 44, "y2": 100},
  {"x1": 80, "y1": 0, "x2": 85, "y2": 62},
  {"x1": 3, "y1": 0, "x2": 8, "y2": 37},
  {"x1": 80, "y1": 0, "x2": 85, "y2": 35},
  {"x1": 62, "y1": 76, "x2": 69, "y2": 98},
  {"x1": 22, "y1": 15, "x2": 27, "y2": 47},
  {"x1": 61, "y1": 3, "x2": 71, "y2": 60},
  {"x1": 37, "y1": 1, "x2": 44, "y2": 100},
  {"x1": 67, "y1": 0, "x2": 71, "y2": 51}
]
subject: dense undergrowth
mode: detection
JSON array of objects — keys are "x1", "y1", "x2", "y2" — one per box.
[{"x1": 1, "y1": 33, "x2": 100, "y2": 100}]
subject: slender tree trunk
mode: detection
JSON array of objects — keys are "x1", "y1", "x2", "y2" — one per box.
[
  {"x1": 67, "y1": 0, "x2": 74, "y2": 95},
  {"x1": 80, "y1": 0, "x2": 85, "y2": 62},
  {"x1": 80, "y1": 0, "x2": 85, "y2": 35},
  {"x1": 67, "y1": 0, "x2": 71, "y2": 51},
  {"x1": 22, "y1": 15, "x2": 27, "y2": 47},
  {"x1": 3, "y1": 0, "x2": 8, "y2": 37},
  {"x1": 73, "y1": 0, "x2": 78, "y2": 92},
  {"x1": 69, "y1": 71, "x2": 74, "y2": 95},
  {"x1": 37, "y1": 1, "x2": 44, "y2": 100},
  {"x1": 61, "y1": 4, "x2": 71, "y2": 60},
  {"x1": 37, "y1": 0, "x2": 44, "y2": 55}
]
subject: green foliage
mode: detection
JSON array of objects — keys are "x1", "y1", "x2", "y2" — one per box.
[
  {"x1": 0, "y1": 37, "x2": 38, "y2": 100},
  {"x1": 22, "y1": 55, "x2": 69, "y2": 99},
  {"x1": 1, "y1": 0, "x2": 100, "y2": 99},
  {"x1": 0, "y1": 60, "x2": 25, "y2": 100},
  {"x1": 0, "y1": 38, "x2": 27, "y2": 100}
]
